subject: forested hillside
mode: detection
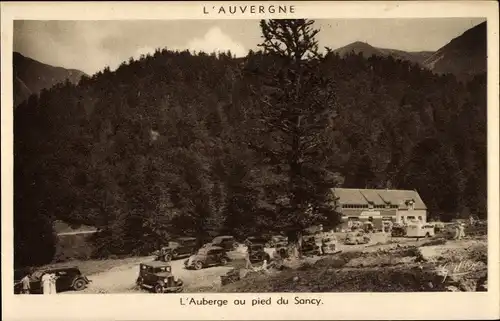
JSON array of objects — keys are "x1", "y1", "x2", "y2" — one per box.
[{"x1": 14, "y1": 23, "x2": 486, "y2": 267}]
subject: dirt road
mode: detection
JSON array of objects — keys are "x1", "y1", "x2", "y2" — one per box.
[
  {"x1": 68, "y1": 246, "x2": 251, "y2": 294},
  {"x1": 64, "y1": 233, "x2": 422, "y2": 294},
  {"x1": 66, "y1": 255, "x2": 236, "y2": 294}
]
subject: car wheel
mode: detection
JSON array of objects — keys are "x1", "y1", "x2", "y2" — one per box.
[
  {"x1": 164, "y1": 254, "x2": 172, "y2": 262},
  {"x1": 154, "y1": 284, "x2": 164, "y2": 293},
  {"x1": 220, "y1": 257, "x2": 228, "y2": 266},
  {"x1": 194, "y1": 261, "x2": 203, "y2": 270},
  {"x1": 72, "y1": 278, "x2": 87, "y2": 291},
  {"x1": 171, "y1": 250, "x2": 178, "y2": 259}
]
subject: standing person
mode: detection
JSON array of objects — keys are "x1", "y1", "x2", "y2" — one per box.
[
  {"x1": 316, "y1": 237, "x2": 323, "y2": 256},
  {"x1": 49, "y1": 273, "x2": 58, "y2": 294},
  {"x1": 20, "y1": 271, "x2": 31, "y2": 294},
  {"x1": 245, "y1": 248, "x2": 253, "y2": 270},
  {"x1": 454, "y1": 223, "x2": 460, "y2": 240},
  {"x1": 41, "y1": 273, "x2": 51, "y2": 295},
  {"x1": 458, "y1": 223, "x2": 466, "y2": 240}
]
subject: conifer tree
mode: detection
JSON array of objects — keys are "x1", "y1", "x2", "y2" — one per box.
[{"x1": 248, "y1": 19, "x2": 341, "y2": 254}]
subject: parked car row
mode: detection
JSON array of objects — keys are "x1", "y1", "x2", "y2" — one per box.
[
  {"x1": 155, "y1": 235, "x2": 240, "y2": 263},
  {"x1": 14, "y1": 266, "x2": 91, "y2": 294}
]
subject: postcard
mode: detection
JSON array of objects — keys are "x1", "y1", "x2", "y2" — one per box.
[{"x1": 1, "y1": 1, "x2": 499, "y2": 320}]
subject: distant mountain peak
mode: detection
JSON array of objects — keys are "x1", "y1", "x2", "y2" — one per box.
[
  {"x1": 13, "y1": 52, "x2": 87, "y2": 107},
  {"x1": 333, "y1": 41, "x2": 433, "y2": 65},
  {"x1": 423, "y1": 21, "x2": 486, "y2": 80}
]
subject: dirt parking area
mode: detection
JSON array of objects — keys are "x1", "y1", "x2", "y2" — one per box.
[
  {"x1": 64, "y1": 251, "x2": 247, "y2": 294},
  {"x1": 56, "y1": 233, "x2": 485, "y2": 294}
]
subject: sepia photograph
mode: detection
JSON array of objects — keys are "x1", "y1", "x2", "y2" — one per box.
[{"x1": 2, "y1": 1, "x2": 499, "y2": 320}]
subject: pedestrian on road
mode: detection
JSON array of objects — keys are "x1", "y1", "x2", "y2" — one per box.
[
  {"x1": 458, "y1": 223, "x2": 465, "y2": 240},
  {"x1": 49, "y1": 273, "x2": 58, "y2": 294},
  {"x1": 245, "y1": 249, "x2": 252, "y2": 270},
  {"x1": 20, "y1": 272, "x2": 31, "y2": 294},
  {"x1": 41, "y1": 273, "x2": 51, "y2": 294}
]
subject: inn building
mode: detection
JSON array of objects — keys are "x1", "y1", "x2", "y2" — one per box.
[{"x1": 331, "y1": 188, "x2": 427, "y2": 229}]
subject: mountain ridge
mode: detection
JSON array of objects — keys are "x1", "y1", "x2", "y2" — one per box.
[
  {"x1": 13, "y1": 52, "x2": 87, "y2": 107},
  {"x1": 333, "y1": 41, "x2": 434, "y2": 65},
  {"x1": 423, "y1": 21, "x2": 486, "y2": 80}
]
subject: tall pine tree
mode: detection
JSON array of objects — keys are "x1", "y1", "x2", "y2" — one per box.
[{"x1": 247, "y1": 19, "x2": 341, "y2": 254}]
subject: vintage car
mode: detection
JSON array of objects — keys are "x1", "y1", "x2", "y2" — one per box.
[
  {"x1": 391, "y1": 223, "x2": 407, "y2": 237},
  {"x1": 14, "y1": 266, "x2": 91, "y2": 294},
  {"x1": 344, "y1": 231, "x2": 371, "y2": 245},
  {"x1": 321, "y1": 236, "x2": 340, "y2": 254},
  {"x1": 406, "y1": 223, "x2": 436, "y2": 238},
  {"x1": 428, "y1": 222, "x2": 445, "y2": 233},
  {"x1": 266, "y1": 235, "x2": 288, "y2": 248},
  {"x1": 382, "y1": 221, "x2": 393, "y2": 233},
  {"x1": 363, "y1": 221, "x2": 375, "y2": 233},
  {"x1": 184, "y1": 246, "x2": 231, "y2": 270},
  {"x1": 211, "y1": 235, "x2": 238, "y2": 251},
  {"x1": 244, "y1": 236, "x2": 268, "y2": 246},
  {"x1": 156, "y1": 237, "x2": 198, "y2": 261},
  {"x1": 136, "y1": 261, "x2": 183, "y2": 293},
  {"x1": 248, "y1": 244, "x2": 271, "y2": 263},
  {"x1": 350, "y1": 221, "x2": 364, "y2": 231},
  {"x1": 302, "y1": 236, "x2": 322, "y2": 256}
]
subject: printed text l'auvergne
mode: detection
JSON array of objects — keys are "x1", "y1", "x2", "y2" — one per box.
[{"x1": 203, "y1": 5, "x2": 296, "y2": 15}]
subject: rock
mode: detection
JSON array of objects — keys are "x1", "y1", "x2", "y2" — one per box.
[
  {"x1": 477, "y1": 281, "x2": 487, "y2": 291},
  {"x1": 446, "y1": 285, "x2": 461, "y2": 292},
  {"x1": 458, "y1": 279, "x2": 477, "y2": 292}
]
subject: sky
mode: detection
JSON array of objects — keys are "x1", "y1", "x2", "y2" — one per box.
[{"x1": 14, "y1": 18, "x2": 486, "y2": 75}]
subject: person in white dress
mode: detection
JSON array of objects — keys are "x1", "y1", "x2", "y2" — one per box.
[
  {"x1": 41, "y1": 273, "x2": 51, "y2": 294},
  {"x1": 49, "y1": 273, "x2": 58, "y2": 294}
]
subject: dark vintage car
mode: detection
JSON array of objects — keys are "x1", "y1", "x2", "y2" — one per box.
[
  {"x1": 302, "y1": 236, "x2": 322, "y2": 256},
  {"x1": 266, "y1": 235, "x2": 288, "y2": 248},
  {"x1": 157, "y1": 237, "x2": 198, "y2": 261},
  {"x1": 391, "y1": 224, "x2": 407, "y2": 237},
  {"x1": 184, "y1": 246, "x2": 231, "y2": 270},
  {"x1": 248, "y1": 244, "x2": 271, "y2": 263},
  {"x1": 136, "y1": 262, "x2": 183, "y2": 293},
  {"x1": 344, "y1": 230, "x2": 371, "y2": 245},
  {"x1": 14, "y1": 266, "x2": 91, "y2": 294},
  {"x1": 211, "y1": 235, "x2": 238, "y2": 251},
  {"x1": 244, "y1": 236, "x2": 268, "y2": 247}
]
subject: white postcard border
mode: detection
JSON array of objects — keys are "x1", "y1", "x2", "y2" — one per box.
[{"x1": 1, "y1": 1, "x2": 499, "y2": 320}]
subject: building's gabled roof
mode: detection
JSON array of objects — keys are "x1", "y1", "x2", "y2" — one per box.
[{"x1": 332, "y1": 188, "x2": 427, "y2": 210}]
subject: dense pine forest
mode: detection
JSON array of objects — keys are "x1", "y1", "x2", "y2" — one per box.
[{"x1": 14, "y1": 20, "x2": 486, "y2": 267}]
